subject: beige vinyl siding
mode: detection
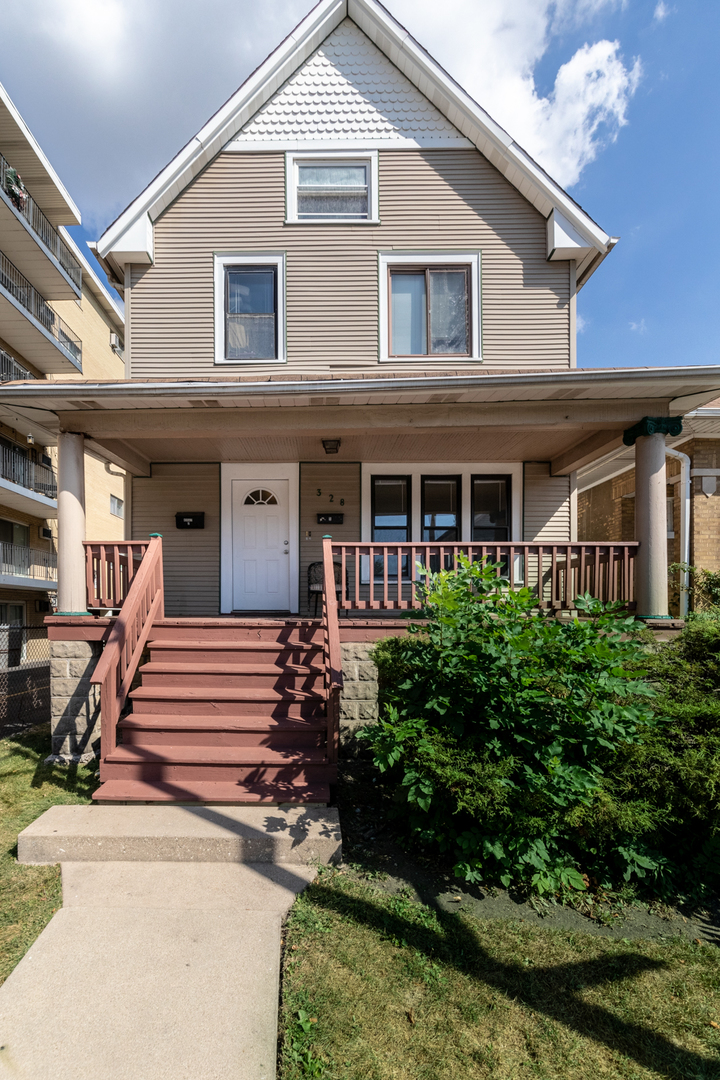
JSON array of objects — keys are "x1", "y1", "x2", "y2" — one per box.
[
  {"x1": 523, "y1": 462, "x2": 571, "y2": 542},
  {"x1": 132, "y1": 463, "x2": 220, "y2": 616},
  {"x1": 129, "y1": 149, "x2": 570, "y2": 379},
  {"x1": 299, "y1": 462, "x2": 361, "y2": 617}
]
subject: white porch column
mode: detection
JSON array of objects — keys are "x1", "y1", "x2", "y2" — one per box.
[
  {"x1": 635, "y1": 431, "x2": 669, "y2": 618},
  {"x1": 57, "y1": 430, "x2": 87, "y2": 613}
]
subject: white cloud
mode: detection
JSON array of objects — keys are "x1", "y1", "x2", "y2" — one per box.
[
  {"x1": 0, "y1": 0, "x2": 641, "y2": 231},
  {"x1": 630, "y1": 319, "x2": 648, "y2": 333},
  {"x1": 653, "y1": 2, "x2": 672, "y2": 21},
  {"x1": 577, "y1": 313, "x2": 589, "y2": 334}
]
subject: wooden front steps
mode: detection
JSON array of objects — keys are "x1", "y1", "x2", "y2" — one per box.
[{"x1": 92, "y1": 619, "x2": 335, "y2": 805}]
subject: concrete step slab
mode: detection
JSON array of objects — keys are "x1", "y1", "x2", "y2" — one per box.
[
  {"x1": 18, "y1": 803, "x2": 342, "y2": 865},
  {"x1": 62, "y1": 860, "x2": 316, "y2": 912}
]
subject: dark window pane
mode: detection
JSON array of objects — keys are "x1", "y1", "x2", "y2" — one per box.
[
  {"x1": 391, "y1": 273, "x2": 427, "y2": 355},
  {"x1": 472, "y1": 478, "x2": 510, "y2": 542},
  {"x1": 429, "y1": 270, "x2": 468, "y2": 354},
  {"x1": 372, "y1": 477, "x2": 409, "y2": 542},
  {"x1": 227, "y1": 270, "x2": 275, "y2": 314},
  {"x1": 422, "y1": 477, "x2": 459, "y2": 542},
  {"x1": 226, "y1": 267, "x2": 276, "y2": 360}
]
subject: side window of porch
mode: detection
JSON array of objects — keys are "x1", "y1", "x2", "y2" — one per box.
[
  {"x1": 421, "y1": 476, "x2": 460, "y2": 541},
  {"x1": 472, "y1": 475, "x2": 511, "y2": 541},
  {"x1": 371, "y1": 476, "x2": 410, "y2": 542}
]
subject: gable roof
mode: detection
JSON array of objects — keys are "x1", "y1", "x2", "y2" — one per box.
[{"x1": 95, "y1": 0, "x2": 614, "y2": 287}]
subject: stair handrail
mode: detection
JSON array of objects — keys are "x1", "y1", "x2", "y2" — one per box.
[
  {"x1": 91, "y1": 535, "x2": 164, "y2": 759},
  {"x1": 321, "y1": 536, "x2": 343, "y2": 765}
]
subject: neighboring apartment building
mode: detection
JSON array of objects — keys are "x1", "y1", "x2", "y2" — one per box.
[{"x1": 0, "y1": 81, "x2": 125, "y2": 631}]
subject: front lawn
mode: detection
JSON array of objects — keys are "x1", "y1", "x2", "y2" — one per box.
[
  {"x1": 279, "y1": 869, "x2": 720, "y2": 1080},
  {"x1": 0, "y1": 723, "x2": 96, "y2": 988}
]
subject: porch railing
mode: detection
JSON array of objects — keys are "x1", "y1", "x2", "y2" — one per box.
[
  {"x1": 327, "y1": 541, "x2": 639, "y2": 611},
  {"x1": 83, "y1": 541, "x2": 151, "y2": 609},
  {"x1": 90, "y1": 535, "x2": 164, "y2": 759},
  {"x1": 1, "y1": 444, "x2": 57, "y2": 498},
  {"x1": 321, "y1": 537, "x2": 343, "y2": 765}
]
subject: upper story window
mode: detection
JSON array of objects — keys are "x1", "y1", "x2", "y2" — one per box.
[
  {"x1": 214, "y1": 253, "x2": 286, "y2": 365},
  {"x1": 110, "y1": 495, "x2": 124, "y2": 519},
  {"x1": 378, "y1": 252, "x2": 482, "y2": 363},
  {"x1": 286, "y1": 151, "x2": 379, "y2": 224},
  {"x1": 391, "y1": 269, "x2": 470, "y2": 357}
]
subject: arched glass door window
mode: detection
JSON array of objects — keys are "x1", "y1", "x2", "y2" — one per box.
[{"x1": 244, "y1": 489, "x2": 278, "y2": 505}]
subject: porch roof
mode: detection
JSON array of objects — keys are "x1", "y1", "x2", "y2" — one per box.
[{"x1": 2, "y1": 366, "x2": 720, "y2": 477}]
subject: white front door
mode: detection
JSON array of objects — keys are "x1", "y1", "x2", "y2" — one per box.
[{"x1": 231, "y1": 479, "x2": 290, "y2": 610}]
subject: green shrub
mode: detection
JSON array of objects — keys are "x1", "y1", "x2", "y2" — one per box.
[{"x1": 360, "y1": 558, "x2": 661, "y2": 894}]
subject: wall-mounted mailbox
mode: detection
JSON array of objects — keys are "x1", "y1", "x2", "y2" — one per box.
[
  {"x1": 317, "y1": 513, "x2": 344, "y2": 525},
  {"x1": 176, "y1": 512, "x2": 205, "y2": 529}
]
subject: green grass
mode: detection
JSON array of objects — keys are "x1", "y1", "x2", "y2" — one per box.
[
  {"x1": 0, "y1": 723, "x2": 96, "y2": 988},
  {"x1": 279, "y1": 870, "x2": 720, "y2": 1080}
]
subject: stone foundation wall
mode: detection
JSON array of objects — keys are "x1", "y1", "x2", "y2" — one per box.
[
  {"x1": 339, "y1": 642, "x2": 378, "y2": 739},
  {"x1": 49, "y1": 639, "x2": 102, "y2": 762}
]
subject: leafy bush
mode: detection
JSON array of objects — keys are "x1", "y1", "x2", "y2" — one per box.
[
  {"x1": 669, "y1": 561, "x2": 720, "y2": 610},
  {"x1": 360, "y1": 558, "x2": 660, "y2": 894}
]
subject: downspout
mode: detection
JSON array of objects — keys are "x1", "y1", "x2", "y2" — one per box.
[{"x1": 666, "y1": 446, "x2": 691, "y2": 617}]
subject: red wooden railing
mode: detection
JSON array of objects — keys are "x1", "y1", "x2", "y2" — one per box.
[
  {"x1": 90, "y1": 536, "x2": 164, "y2": 758},
  {"x1": 329, "y1": 541, "x2": 639, "y2": 611},
  {"x1": 321, "y1": 537, "x2": 343, "y2": 764},
  {"x1": 83, "y1": 540, "x2": 151, "y2": 609}
]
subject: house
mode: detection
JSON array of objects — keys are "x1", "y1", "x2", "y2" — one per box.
[
  {"x1": 2, "y1": 0, "x2": 719, "y2": 801},
  {"x1": 578, "y1": 398, "x2": 720, "y2": 615},
  {"x1": 0, "y1": 81, "x2": 125, "y2": 723}
]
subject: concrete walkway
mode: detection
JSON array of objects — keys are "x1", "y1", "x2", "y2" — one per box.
[{"x1": 0, "y1": 805, "x2": 341, "y2": 1080}]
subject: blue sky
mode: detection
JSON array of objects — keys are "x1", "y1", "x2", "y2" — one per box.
[{"x1": 2, "y1": 0, "x2": 717, "y2": 370}]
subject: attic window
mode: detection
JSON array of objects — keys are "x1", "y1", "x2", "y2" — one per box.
[{"x1": 286, "y1": 151, "x2": 379, "y2": 224}]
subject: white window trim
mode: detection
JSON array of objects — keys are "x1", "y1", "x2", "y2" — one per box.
[
  {"x1": 285, "y1": 150, "x2": 379, "y2": 225},
  {"x1": 220, "y1": 463, "x2": 299, "y2": 614},
  {"x1": 378, "y1": 250, "x2": 482, "y2": 363},
  {"x1": 361, "y1": 463, "x2": 522, "y2": 543},
  {"x1": 213, "y1": 252, "x2": 286, "y2": 365}
]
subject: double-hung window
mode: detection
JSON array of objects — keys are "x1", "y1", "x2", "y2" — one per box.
[
  {"x1": 214, "y1": 253, "x2": 286, "y2": 364},
  {"x1": 471, "y1": 475, "x2": 511, "y2": 541},
  {"x1": 378, "y1": 252, "x2": 482, "y2": 362},
  {"x1": 286, "y1": 151, "x2": 379, "y2": 224},
  {"x1": 370, "y1": 476, "x2": 410, "y2": 581},
  {"x1": 390, "y1": 269, "x2": 470, "y2": 356}
]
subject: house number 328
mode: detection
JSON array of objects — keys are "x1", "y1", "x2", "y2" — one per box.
[{"x1": 316, "y1": 489, "x2": 344, "y2": 505}]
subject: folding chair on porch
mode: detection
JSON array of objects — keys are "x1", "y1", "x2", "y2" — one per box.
[{"x1": 307, "y1": 560, "x2": 344, "y2": 617}]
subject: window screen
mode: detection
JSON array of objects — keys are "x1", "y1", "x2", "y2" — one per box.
[
  {"x1": 422, "y1": 476, "x2": 460, "y2": 542},
  {"x1": 297, "y1": 164, "x2": 369, "y2": 220},
  {"x1": 225, "y1": 267, "x2": 277, "y2": 360},
  {"x1": 472, "y1": 476, "x2": 511, "y2": 542},
  {"x1": 390, "y1": 268, "x2": 469, "y2": 356}
]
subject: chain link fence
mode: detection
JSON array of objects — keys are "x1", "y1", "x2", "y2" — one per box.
[{"x1": 0, "y1": 625, "x2": 50, "y2": 737}]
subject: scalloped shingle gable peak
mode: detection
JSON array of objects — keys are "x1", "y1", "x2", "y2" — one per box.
[{"x1": 227, "y1": 18, "x2": 470, "y2": 146}]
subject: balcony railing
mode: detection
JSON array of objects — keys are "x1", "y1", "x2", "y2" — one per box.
[
  {"x1": 0, "y1": 249, "x2": 81, "y2": 365},
  {"x1": 0, "y1": 347, "x2": 34, "y2": 382},
  {"x1": 0, "y1": 153, "x2": 82, "y2": 291},
  {"x1": 0, "y1": 444, "x2": 57, "y2": 499},
  {"x1": 327, "y1": 542, "x2": 639, "y2": 611},
  {"x1": 0, "y1": 541, "x2": 57, "y2": 582}
]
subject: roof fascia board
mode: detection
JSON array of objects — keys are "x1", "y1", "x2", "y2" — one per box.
[
  {"x1": 0, "y1": 80, "x2": 81, "y2": 226},
  {"x1": 5, "y1": 366, "x2": 720, "y2": 407},
  {"x1": 97, "y1": 0, "x2": 347, "y2": 256},
  {"x1": 97, "y1": 0, "x2": 609, "y2": 262}
]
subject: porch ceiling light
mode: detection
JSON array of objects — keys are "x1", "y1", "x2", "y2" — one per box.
[{"x1": 322, "y1": 439, "x2": 341, "y2": 454}]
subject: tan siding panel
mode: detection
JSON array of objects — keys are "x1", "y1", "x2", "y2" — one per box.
[
  {"x1": 523, "y1": 463, "x2": 571, "y2": 542},
  {"x1": 132, "y1": 464, "x2": 220, "y2": 616},
  {"x1": 299, "y1": 462, "x2": 361, "y2": 617},
  {"x1": 130, "y1": 150, "x2": 570, "y2": 378}
]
